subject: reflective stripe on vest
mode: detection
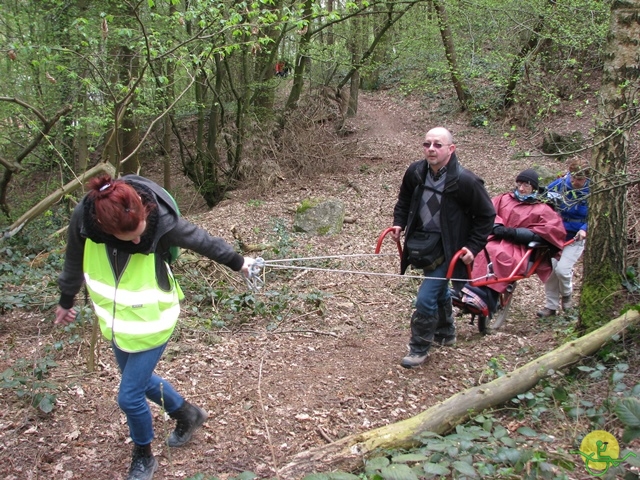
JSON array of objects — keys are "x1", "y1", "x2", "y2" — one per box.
[{"x1": 83, "y1": 240, "x2": 182, "y2": 352}]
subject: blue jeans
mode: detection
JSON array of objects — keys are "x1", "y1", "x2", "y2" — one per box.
[
  {"x1": 415, "y1": 261, "x2": 451, "y2": 317},
  {"x1": 112, "y1": 342, "x2": 184, "y2": 446}
]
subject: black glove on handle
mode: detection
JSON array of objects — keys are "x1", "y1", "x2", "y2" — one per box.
[
  {"x1": 492, "y1": 225, "x2": 515, "y2": 239},
  {"x1": 492, "y1": 225, "x2": 541, "y2": 245},
  {"x1": 512, "y1": 227, "x2": 542, "y2": 244}
]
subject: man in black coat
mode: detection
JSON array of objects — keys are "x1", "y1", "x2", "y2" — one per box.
[{"x1": 391, "y1": 127, "x2": 495, "y2": 368}]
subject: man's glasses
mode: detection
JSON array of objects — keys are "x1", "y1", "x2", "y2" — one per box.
[{"x1": 423, "y1": 142, "x2": 449, "y2": 149}]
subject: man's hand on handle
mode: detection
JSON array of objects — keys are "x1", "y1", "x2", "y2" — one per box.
[
  {"x1": 459, "y1": 247, "x2": 474, "y2": 265},
  {"x1": 390, "y1": 226, "x2": 403, "y2": 243}
]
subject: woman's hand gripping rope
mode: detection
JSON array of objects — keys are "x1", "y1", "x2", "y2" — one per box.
[{"x1": 244, "y1": 257, "x2": 265, "y2": 292}]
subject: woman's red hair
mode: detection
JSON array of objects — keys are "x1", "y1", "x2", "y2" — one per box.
[{"x1": 86, "y1": 175, "x2": 150, "y2": 235}]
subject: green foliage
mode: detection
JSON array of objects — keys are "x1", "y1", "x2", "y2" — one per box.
[
  {"x1": 297, "y1": 198, "x2": 320, "y2": 214},
  {"x1": 300, "y1": 345, "x2": 640, "y2": 480},
  {"x1": 580, "y1": 267, "x2": 621, "y2": 331},
  {"x1": 307, "y1": 418, "x2": 576, "y2": 480},
  {"x1": 483, "y1": 355, "x2": 507, "y2": 380},
  {"x1": 622, "y1": 266, "x2": 640, "y2": 293},
  {"x1": 0, "y1": 218, "x2": 66, "y2": 313},
  {"x1": 1, "y1": 355, "x2": 59, "y2": 414},
  {"x1": 383, "y1": 0, "x2": 609, "y2": 121}
]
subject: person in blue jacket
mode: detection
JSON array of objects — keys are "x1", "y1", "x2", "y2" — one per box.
[{"x1": 537, "y1": 157, "x2": 590, "y2": 317}]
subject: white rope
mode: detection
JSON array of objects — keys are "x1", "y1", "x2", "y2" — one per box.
[
  {"x1": 244, "y1": 254, "x2": 491, "y2": 291},
  {"x1": 263, "y1": 253, "x2": 396, "y2": 263}
]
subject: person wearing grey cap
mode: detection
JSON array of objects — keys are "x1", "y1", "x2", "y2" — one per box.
[{"x1": 459, "y1": 168, "x2": 566, "y2": 315}]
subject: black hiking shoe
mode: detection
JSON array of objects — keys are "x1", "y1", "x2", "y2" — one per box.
[
  {"x1": 167, "y1": 401, "x2": 209, "y2": 447},
  {"x1": 127, "y1": 445, "x2": 158, "y2": 480}
]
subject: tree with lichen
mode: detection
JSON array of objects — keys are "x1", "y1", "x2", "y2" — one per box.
[{"x1": 580, "y1": 0, "x2": 640, "y2": 331}]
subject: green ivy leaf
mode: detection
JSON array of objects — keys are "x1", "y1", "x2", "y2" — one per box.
[
  {"x1": 380, "y1": 464, "x2": 418, "y2": 480},
  {"x1": 622, "y1": 426, "x2": 640, "y2": 443},
  {"x1": 615, "y1": 398, "x2": 640, "y2": 427},
  {"x1": 566, "y1": 406, "x2": 586, "y2": 419},
  {"x1": 622, "y1": 448, "x2": 640, "y2": 466},
  {"x1": 517, "y1": 426, "x2": 538, "y2": 437},
  {"x1": 365, "y1": 456, "x2": 390, "y2": 473},
  {"x1": 493, "y1": 425, "x2": 508, "y2": 438},
  {"x1": 38, "y1": 395, "x2": 55, "y2": 413},
  {"x1": 422, "y1": 462, "x2": 450, "y2": 475},
  {"x1": 452, "y1": 460, "x2": 478, "y2": 478},
  {"x1": 499, "y1": 436, "x2": 517, "y2": 448},
  {"x1": 498, "y1": 447, "x2": 522, "y2": 464},
  {"x1": 552, "y1": 387, "x2": 569, "y2": 402},
  {"x1": 237, "y1": 472, "x2": 257, "y2": 480},
  {"x1": 613, "y1": 371, "x2": 626, "y2": 382},
  {"x1": 422, "y1": 441, "x2": 450, "y2": 452}
]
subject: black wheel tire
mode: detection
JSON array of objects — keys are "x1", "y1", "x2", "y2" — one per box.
[
  {"x1": 478, "y1": 315, "x2": 488, "y2": 334},
  {"x1": 488, "y1": 292, "x2": 514, "y2": 331}
]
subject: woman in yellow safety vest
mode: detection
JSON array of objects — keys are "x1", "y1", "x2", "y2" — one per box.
[{"x1": 55, "y1": 174, "x2": 254, "y2": 480}]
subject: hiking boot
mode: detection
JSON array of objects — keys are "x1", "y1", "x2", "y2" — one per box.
[
  {"x1": 167, "y1": 401, "x2": 208, "y2": 448},
  {"x1": 536, "y1": 307, "x2": 556, "y2": 318},
  {"x1": 561, "y1": 295, "x2": 573, "y2": 310},
  {"x1": 127, "y1": 445, "x2": 158, "y2": 480},
  {"x1": 434, "y1": 335, "x2": 457, "y2": 347},
  {"x1": 400, "y1": 352, "x2": 428, "y2": 368}
]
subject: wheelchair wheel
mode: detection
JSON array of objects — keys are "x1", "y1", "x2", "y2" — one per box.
[
  {"x1": 479, "y1": 283, "x2": 517, "y2": 334},
  {"x1": 478, "y1": 315, "x2": 488, "y2": 334},
  {"x1": 489, "y1": 291, "x2": 514, "y2": 330}
]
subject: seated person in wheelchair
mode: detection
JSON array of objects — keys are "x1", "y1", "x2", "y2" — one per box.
[{"x1": 459, "y1": 169, "x2": 566, "y2": 314}]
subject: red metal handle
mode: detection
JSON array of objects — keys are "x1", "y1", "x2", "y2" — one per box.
[
  {"x1": 375, "y1": 227, "x2": 403, "y2": 259},
  {"x1": 445, "y1": 249, "x2": 472, "y2": 280}
]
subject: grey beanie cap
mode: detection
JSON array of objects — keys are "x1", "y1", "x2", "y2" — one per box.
[{"x1": 516, "y1": 169, "x2": 539, "y2": 191}]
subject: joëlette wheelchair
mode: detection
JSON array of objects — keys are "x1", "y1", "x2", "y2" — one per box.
[{"x1": 376, "y1": 227, "x2": 567, "y2": 334}]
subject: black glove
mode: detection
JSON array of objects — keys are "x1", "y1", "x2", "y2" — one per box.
[
  {"x1": 493, "y1": 225, "x2": 541, "y2": 245},
  {"x1": 511, "y1": 227, "x2": 542, "y2": 245},
  {"x1": 492, "y1": 225, "x2": 515, "y2": 240}
]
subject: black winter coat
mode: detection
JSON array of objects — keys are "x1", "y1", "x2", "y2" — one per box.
[{"x1": 393, "y1": 153, "x2": 495, "y2": 278}]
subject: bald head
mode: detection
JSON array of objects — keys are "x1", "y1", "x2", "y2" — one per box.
[
  {"x1": 423, "y1": 127, "x2": 456, "y2": 172},
  {"x1": 426, "y1": 127, "x2": 454, "y2": 145}
]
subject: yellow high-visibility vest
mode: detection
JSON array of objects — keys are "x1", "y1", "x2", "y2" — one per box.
[{"x1": 83, "y1": 240, "x2": 184, "y2": 352}]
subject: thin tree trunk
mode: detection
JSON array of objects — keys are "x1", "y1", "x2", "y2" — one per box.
[
  {"x1": 580, "y1": 0, "x2": 639, "y2": 330},
  {"x1": 285, "y1": 0, "x2": 313, "y2": 112},
  {"x1": 120, "y1": 45, "x2": 141, "y2": 175},
  {"x1": 278, "y1": 310, "x2": 640, "y2": 479},
  {"x1": 163, "y1": 2, "x2": 177, "y2": 192},
  {"x1": 346, "y1": 8, "x2": 362, "y2": 118},
  {"x1": 503, "y1": 15, "x2": 546, "y2": 108},
  {"x1": 432, "y1": 0, "x2": 470, "y2": 110}
]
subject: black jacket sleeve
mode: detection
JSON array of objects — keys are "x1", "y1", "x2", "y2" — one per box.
[
  {"x1": 163, "y1": 218, "x2": 245, "y2": 272},
  {"x1": 57, "y1": 202, "x2": 87, "y2": 309}
]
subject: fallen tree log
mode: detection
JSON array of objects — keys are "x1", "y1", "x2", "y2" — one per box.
[
  {"x1": 2, "y1": 162, "x2": 115, "y2": 239},
  {"x1": 279, "y1": 310, "x2": 640, "y2": 479}
]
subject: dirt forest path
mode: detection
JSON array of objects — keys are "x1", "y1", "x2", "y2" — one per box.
[{"x1": 0, "y1": 91, "x2": 584, "y2": 479}]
